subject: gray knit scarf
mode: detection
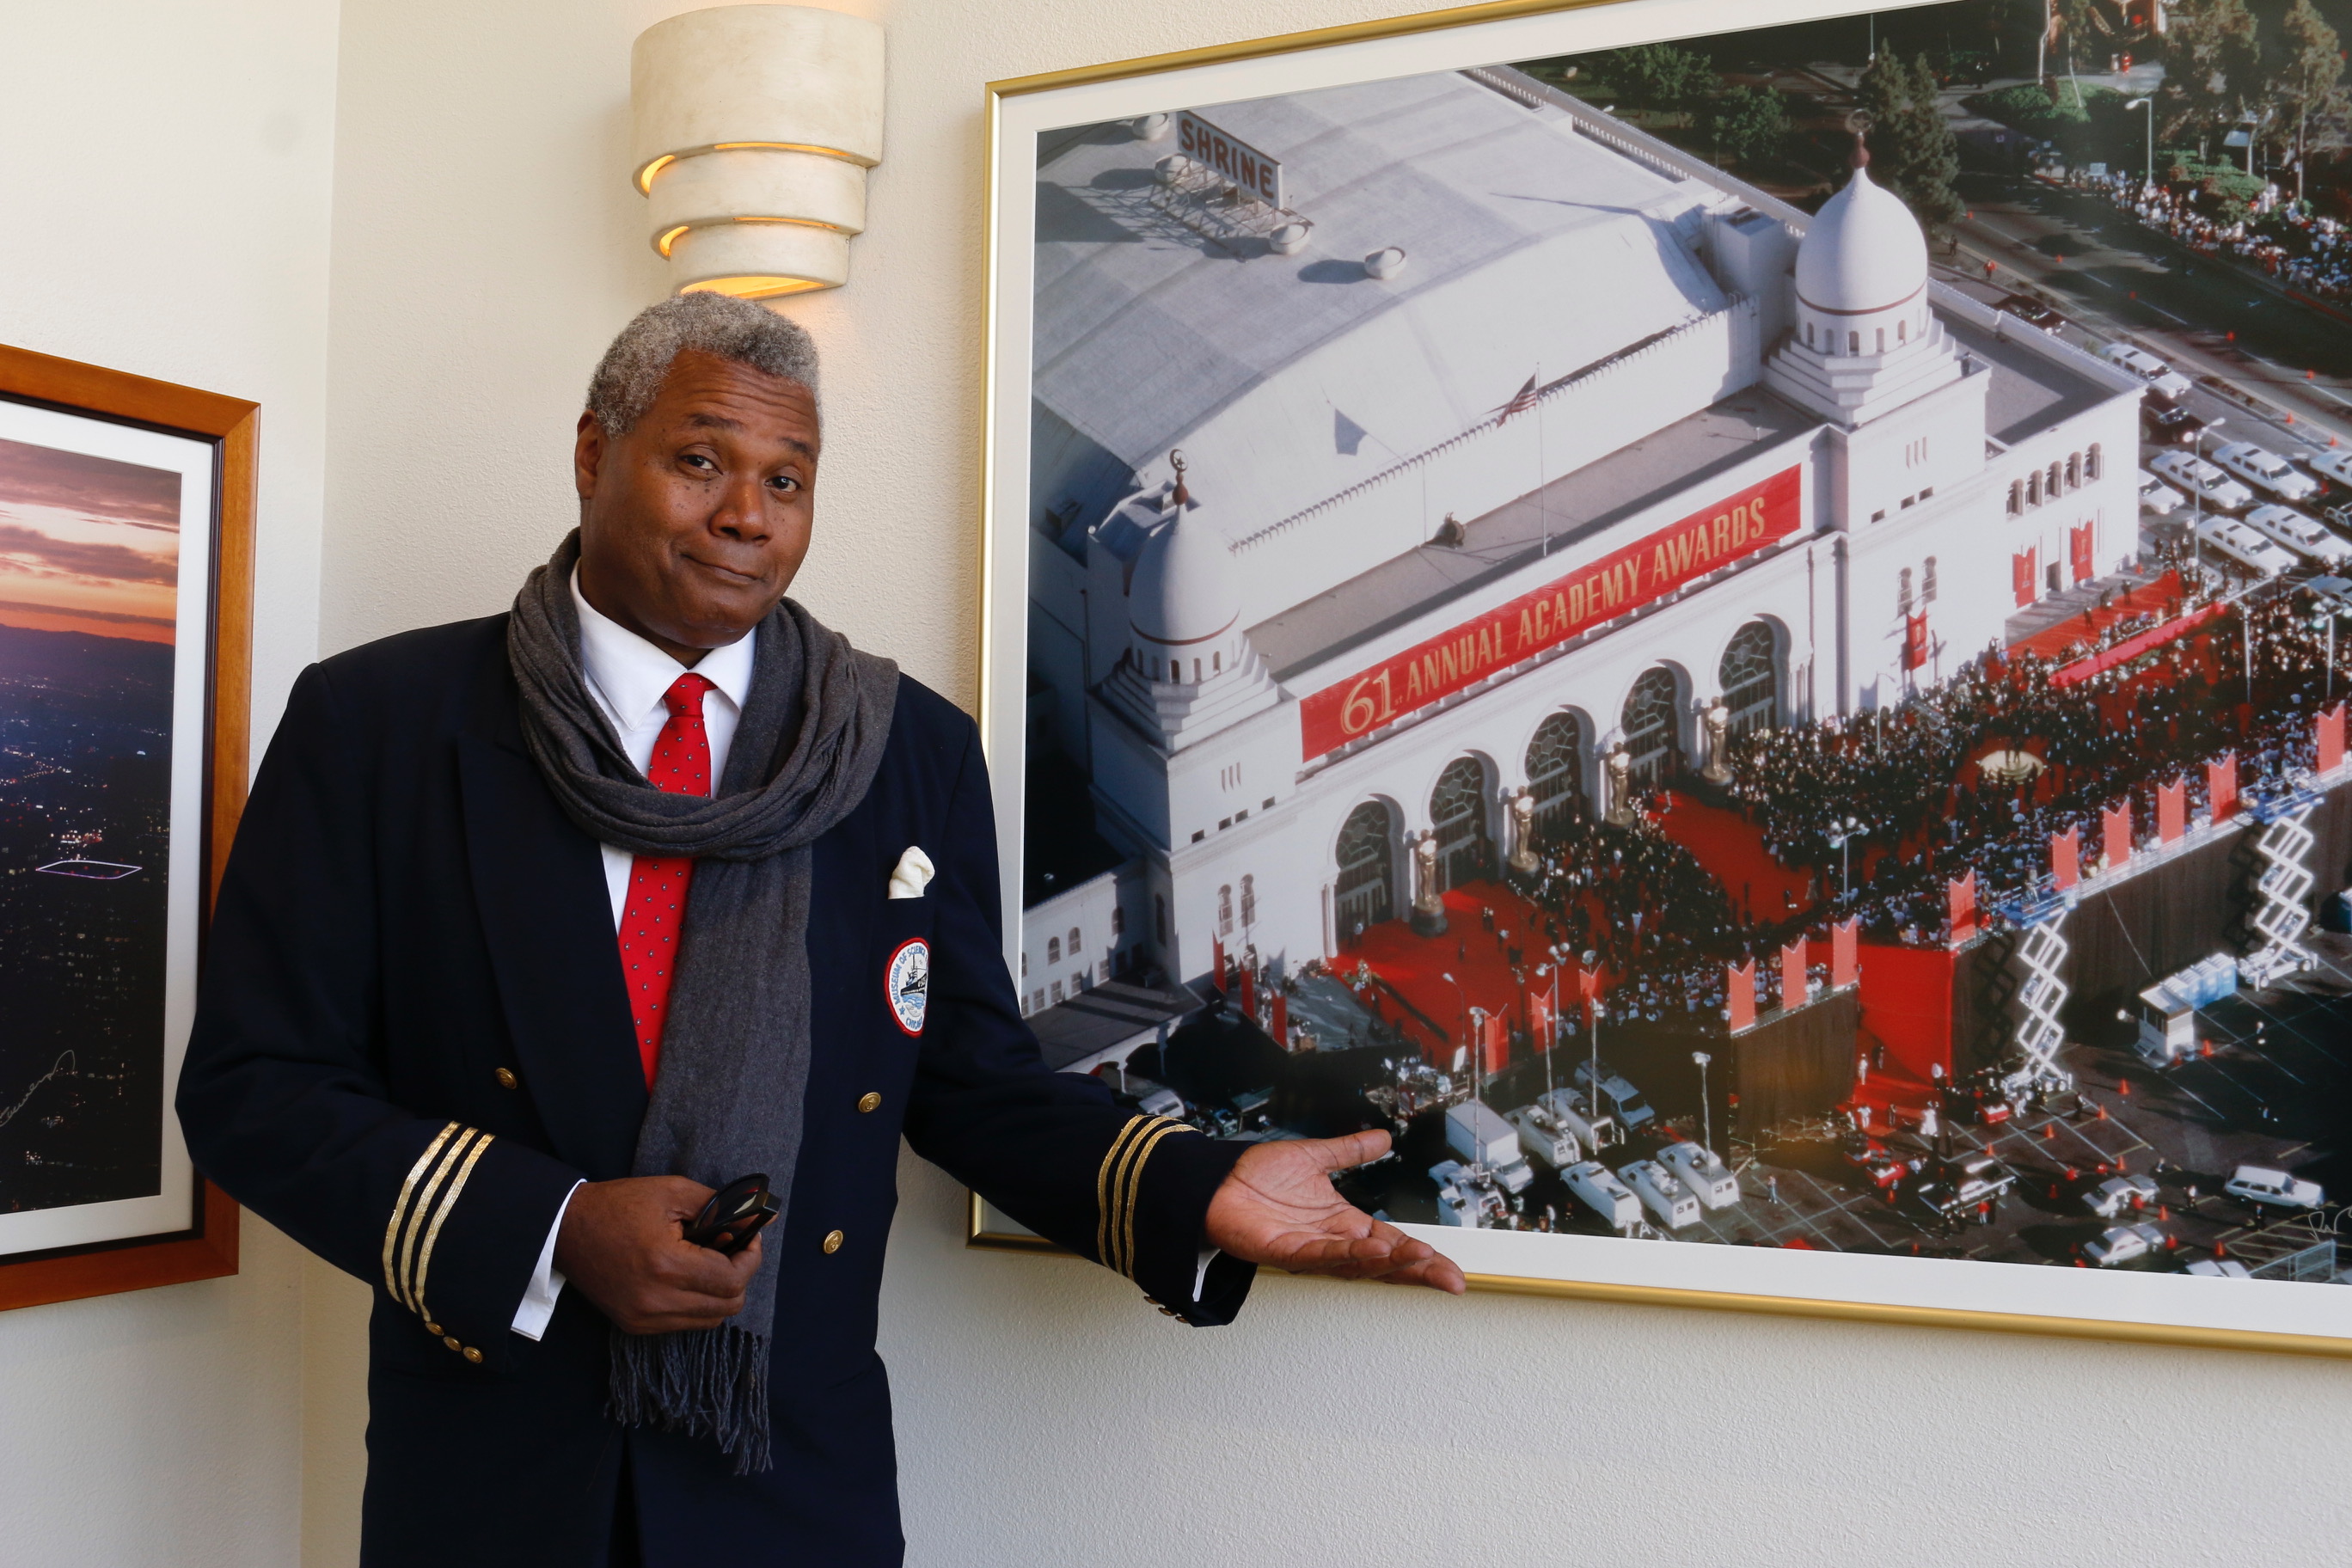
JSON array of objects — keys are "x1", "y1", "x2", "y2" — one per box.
[{"x1": 506, "y1": 529, "x2": 897, "y2": 1473}]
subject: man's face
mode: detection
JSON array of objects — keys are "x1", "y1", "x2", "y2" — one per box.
[{"x1": 573, "y1": 348, "x2": 818, "y2": 663}]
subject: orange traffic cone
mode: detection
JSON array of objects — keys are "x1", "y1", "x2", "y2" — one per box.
[
  {"x1": 2043, "y1": 1122, "x2": 2058, "y2": 1141},
  {"x1": 2097, "y1": 1104, "x2": 2110, "y2": 1121},
  {"x1": 2118, "y1": 1078, "x2": 2130, "y2": 1098}
]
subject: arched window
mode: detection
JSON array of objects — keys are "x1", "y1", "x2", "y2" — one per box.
[
  {"x1": 1192, "y1": 658, "x2": 1203, "y2": 683},
  {"x1": 1848, "y1": 330, "x2": 1860, "y2": 354},
  {"x1": 1875, "y1": 327, "x2": 1886, "y2": 352},
  {"x1": 1923, "y1": 556, "x2": 1939, "y2": 603},
  {"x1": 1525, "y1": 712, "x2": 1586, "y2": 824},
  {"x1": 1111, "y1": 904, "x2": 1125, "y2": 940},
  {"x1": 1718, "y1": 622, "x2": 1778, "y2": 738},
  {"x1": 1240, "y1": 875, "x2": 1257, "y2": 928},
  {"x1": 2008, "y1": 480, "x2": 2024, "y2": 517},
  {"x1": 1047, "y1": 936, "x2": 1061, "y2": 965},
  {"x1": 1430, "y1": 757, "x2": 1490, "y2": 891},
  {"x1": 1334, "y1": 802, "x2": 1393, "y2": 935},
  {"x1": 1050, "y1": 981, "x2": 1064, "y2": 1005},
  {"x1": 1068, "y1": 925, "x2": 1082, "y2": 953},
  {"x1": 2086, "y1": 443, "x2": 2103, "y2": 480},
  {"x1": 1897, "y1": 319, "x2": 1908, "y2": 344},
  {"x1": 2027, "y1": 471, "x2": 2042, "y2": 506},
  {"x1": 2048, "y1": 461, "x2": 2061, "y2": 497},
  {"x1": 1804, "y1": 322, "x2": 1815, "y2": 347},
  {"x1": 1212, "y1": 651, "x2": 1222, "y2": 673},
  {"x1": 1897, "y1": 568, "x2": 1914, "y2": 616},
  {"x1": 2067, "y1": 452, "x2": 2081, "y2": 490},
  {"x1": 1621, "y1": 668, "x2": 1681, "y2": 787},
  {"x1": 1216, "y1": 884, "x2": 1234, "y2": 936}
]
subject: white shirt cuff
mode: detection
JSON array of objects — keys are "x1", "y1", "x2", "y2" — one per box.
[
  {"x1": 511, "y1": 1179, "x2": 584, "y2": 1341},
  {"x1": 1193, "y1": 1246, "x2": 1219, "y2": 1301}
]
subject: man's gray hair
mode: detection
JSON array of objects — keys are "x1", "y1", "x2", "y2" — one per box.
[{"x1": 585, "y1": 293, "x2": 821, "y2": 438}]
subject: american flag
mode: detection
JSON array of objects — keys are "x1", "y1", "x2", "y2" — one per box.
[{"x1": 1498, "y1": 371, "x2": 1540, "y2": 423}]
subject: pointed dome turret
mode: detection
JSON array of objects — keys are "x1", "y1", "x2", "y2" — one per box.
[
  {"x1": 1794, "y1": 134, "x2": 1929, "y2": 320},
  {"x1": 1102, "y1": 450, "x2": 1279, "y2": 753}
]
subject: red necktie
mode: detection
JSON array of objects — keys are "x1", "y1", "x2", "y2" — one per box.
[{"x1": 619, "y1": 673, "x2": 716, "y2": 1087}]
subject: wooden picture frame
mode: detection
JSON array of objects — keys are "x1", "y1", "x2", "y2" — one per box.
[
  {"x1": 975, "y1": 0, "x2": 2352, "y2": 1357},
  {"x1": 0, "y1": 341, "x2": 253, "y2": 1311}
]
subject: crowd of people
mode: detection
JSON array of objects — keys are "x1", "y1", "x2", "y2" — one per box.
[
  {"x1": 2072, "y1": 166, "x2": 2352, "y2": 309},
  {"x1": 1724, "y1": 576, "x2": 2347, "y2": 946}
]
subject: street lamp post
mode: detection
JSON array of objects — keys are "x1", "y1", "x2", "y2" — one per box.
[
  {"x1": 2125, "y1": 96, "x2": 2153, "y2": 188},
  {"x1": 1692, "y1": 1050, "x2": 1714, "y2": 1156},
  {"x1": 1440, "y1": 970, "x2": 1469, "y2": 1081},
  {"x1": 1826, "y1": 816, "x2": 1866, "y2": 901}
]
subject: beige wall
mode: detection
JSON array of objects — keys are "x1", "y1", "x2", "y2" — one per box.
[
  {"x1": 7, "y1": 1, "x2": 2351, "y2": 1564},
  {"x1": 0, "y1": 2, "x2": 338, "y2": 1565}
]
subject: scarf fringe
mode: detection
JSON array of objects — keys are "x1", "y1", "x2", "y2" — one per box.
[{"x1": 609, "y1": 1326, "x2": 772, "y2": 1475}]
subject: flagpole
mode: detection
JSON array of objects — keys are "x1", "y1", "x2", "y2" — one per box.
[{"x1": 1536, "y1": 362, "x2": 1549, "y2": 559}]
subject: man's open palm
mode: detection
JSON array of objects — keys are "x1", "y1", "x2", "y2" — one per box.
[{"x1": 1204, "y1": 1130, "x2": 1466, "y2": 1293}]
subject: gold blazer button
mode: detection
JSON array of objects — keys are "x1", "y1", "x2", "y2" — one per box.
[
  {"x1": 443, "y1": 1335, "x2": 462, "y2": 1352},
  {"x1": 493, "y1": 1068, "x2": 518, "y2": 1090},
  {"x1": 462, "y1": 1347, "x2": 484, "y2": 1364},
  {"x1": 856, "y1": 1092, "x2": 881, "y2": 1113},
  {"x1": 823, "y1": 1229, "x2": 845, "y2": 1254},
  {"x1": 425, "y1": 1321, "x2": 444, "y2": 1337}
]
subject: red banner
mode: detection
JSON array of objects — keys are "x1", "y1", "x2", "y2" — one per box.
[
  {"x1": 2103, "y1": 804, "x2": 2132, "y2": 872},
  {"x1": 1780, "y1": 940, "x2": 1808, "y2": 1013},
  {"x1": 2322, "y1": 704, "x2": 2346, "y2": 775},
  {"x1": 1726, "y1": 959, "x2": 1756, "y2": 1033},
  {"x1": 1299, "y1": 467, "x2": 1802, "y2": 759},
  {"x1": 1948, "y1": 871, "x2": 1979, "y2": 946},
  {"x1": 1528, "y1": 990, "x2": 1553, "y2": 1051},
  {"x1": 2158, "y1": 779, "x2": 2186, "y2": 843},
  {"x1": 2051, "y1": 826, "x2": 2079, "y2": 891},
  {"x1": 1831, "y1": 918, "x2": 1859, "y2": 989},
  {"x1": 2013, "y1": 548, "x2": 2037, "y2": 609},
  {"x1": 2208, "y1": 751, "x2": 2238, "y2": 824},
  {"x1": 1903, "y1": 611, "x2": 1929, "y2": 672},
  {"x1": 1480, "y1": 1010, "x2": 1510, "y2": 1076}
]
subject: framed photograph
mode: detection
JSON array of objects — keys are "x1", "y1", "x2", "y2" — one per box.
[
  {"x1": 974, "y1": 0, "x2": 2352, "y2": 1356},
  {"x1": 0, "y1": 342, "x2": 253, "y2": 1312}
]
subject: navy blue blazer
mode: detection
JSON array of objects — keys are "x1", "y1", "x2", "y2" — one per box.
[{"x1": 177, "y1": 616, "x2": 1253, "y2": 1566}]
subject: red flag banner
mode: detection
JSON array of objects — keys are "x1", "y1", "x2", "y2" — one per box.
[
  {"x1": 1831, "y1": 918, "x2": 1859, "y2": 989},
  {"x1": 2158, "y1": 779, "x2": 2186, "y2": 843},
  {"x1": 1949, "y1": 871, "x2": 1980, "y2": 946},
  {"x1": 2051, "y1": 826, "x2": 2079, "y2": 891},
  {"x1": 2013, "y1": 548, "x2": 2037, "y2": 609},
  {"x1": 1780, "y1": 940, "x2": 1807, "y2": 1013},
  {"x1": 2208, "y1": 751, "x2": 2238, "y2": 824},
  {"x1": 2102, "y1": 804, "x2": 2132, "y2": 873},
  {"x1": 1528, "y1": 990, "x2": 1553, "y2": 1051},
  {"x1": 1480, "y1": 1009, "x2": 1510, "y2": 1075},
  {"x1": 2070, "y1": 523, "x2": 2095, "y2": 585},
  {"x1": 1298, "y1": 467, "x2": 1802, "y2": 759},
  {"x1": 1726, "y1": 960, "x2": 1756, "y2": 1033},
  {"x1": 1211, "y1": 934, "x2": 1226, "y2": 990},
  {"x1": 1271, "y1": 989, "x2": 1289, "y2": 1048},
  {"x1": 1903, "y1": 612, "x2": 1929, "y2": 672},
  {"x1": 2322, "y1": 704, "x2": 2346, "y2": 775}
]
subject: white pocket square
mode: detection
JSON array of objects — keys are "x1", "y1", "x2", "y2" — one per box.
[{"x1": 886, "y1": 845, "x2": 935, "y2": 900}]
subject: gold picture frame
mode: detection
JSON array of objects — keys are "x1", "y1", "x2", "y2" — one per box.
[{"x1": 971, "y1": 0, "x2": 2352, "y2": 1358}]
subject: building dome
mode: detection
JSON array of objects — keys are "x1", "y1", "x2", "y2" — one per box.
[
  {"x1": 1129, "y1": 499, "x2": 1239, "y2": 650},
  {"x1": 1793, "y1": 145, "x2": 1927, "y2": 316}
]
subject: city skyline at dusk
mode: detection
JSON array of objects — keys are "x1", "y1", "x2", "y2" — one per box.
[{"x1": 0, "y1": 435, "x2": 180, "y2": 646}]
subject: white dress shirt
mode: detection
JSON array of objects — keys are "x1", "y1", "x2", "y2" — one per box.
[{"x1": 508, "y1": 573, "x2": 757, "y2": 1339}]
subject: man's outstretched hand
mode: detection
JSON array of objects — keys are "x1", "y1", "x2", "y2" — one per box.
[{"x1": 1204, "y1": 1130, "x2": 1466, "y2": 1294}]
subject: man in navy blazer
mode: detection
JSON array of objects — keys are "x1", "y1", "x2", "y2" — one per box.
[{"x1": 179, "y1": 296, "x2": 1461, "y2": 1567}]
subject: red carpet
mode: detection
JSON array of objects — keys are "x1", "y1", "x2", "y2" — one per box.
[
  {"x1": 2010, "y1": 571, "x2": 2184, "y2": 660},
  {"x1": 1344, "y1": 880, "x2": 1550, "y2": 1062},
  {"x1": 1653, "y1": 790, "x2": 1814, "y2": 922}
]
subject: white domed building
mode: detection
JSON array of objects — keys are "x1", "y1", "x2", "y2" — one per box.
[{"x1": 1014, "y1": 68, "x2": 2143, "y2": 1028}]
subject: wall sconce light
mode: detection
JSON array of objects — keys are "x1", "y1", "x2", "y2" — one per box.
[{"x1": 630, "y1": 5, "x2": 885, "y2": 299}]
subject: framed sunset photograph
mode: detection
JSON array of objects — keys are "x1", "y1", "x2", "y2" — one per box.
[{"x1": 0, "y1": 342, "x2": 253, "y2": 1311}]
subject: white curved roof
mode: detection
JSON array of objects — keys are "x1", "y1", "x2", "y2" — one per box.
[
  {"x1": 1793, "y1": 159, "x2": 1926, "y2": 315},
  {"x1": 1128, "y1": 505, "x2": 1238, "y2": 646},
  {"x1": 1031, "y1": 70, "x2": 1730, "y2": 552}
]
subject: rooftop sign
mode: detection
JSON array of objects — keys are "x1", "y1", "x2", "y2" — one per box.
[
  {"x1": 1298, "y1": 466, "x2": 1803, "y2": 761},
  {"x1": 1177, "y1": 110, "x2": 1283, "y2": 209}
]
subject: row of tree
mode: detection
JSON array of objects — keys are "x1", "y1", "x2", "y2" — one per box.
[{"x1": 2158, "y1": 0, "x2": 2345, "y2": 187}]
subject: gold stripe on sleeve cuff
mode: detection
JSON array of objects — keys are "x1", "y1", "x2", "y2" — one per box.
[
  {"x1": 1094, "y1": 1115, "x2": 1154, "y2": 1267},
  {"x1": 382, "y1": 1122, "x2": 461, "y2": 1302},
  {"x1": 396, "y1": 1128, "x2": 482, "y2": 1312},
  {"x1": 410, "y1": 1130, "x2": 494, "y2": 1325},
  {"x1": 1116, "y1": 1122, "x2": 1188, "y2": 1280}
]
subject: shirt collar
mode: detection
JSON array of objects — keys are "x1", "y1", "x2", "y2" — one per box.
[{"x1": 570, "y1": 567, "x2": 756, "y2": 731}]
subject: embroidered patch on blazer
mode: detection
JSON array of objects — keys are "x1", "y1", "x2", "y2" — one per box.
[{"x1": 886, "y1": 938, "x2": 929, "y2": 1035}]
